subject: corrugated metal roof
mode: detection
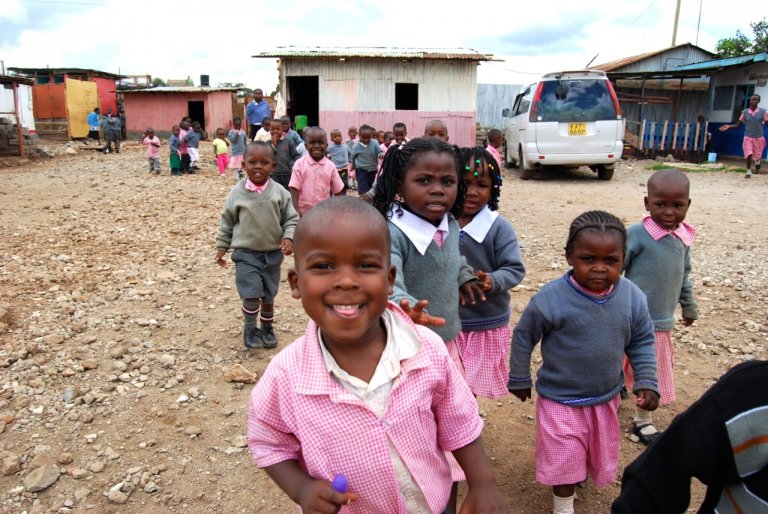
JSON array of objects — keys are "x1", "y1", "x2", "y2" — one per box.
[
  {"x1": 675, "y1": 52, "x2": 767, "y2": 71},
  {"x1": 8, "y1": 67, "x2": 121, "y2": 79},
  {"x1": 591, "y1": 43, "x2": 716, "y2": 72},
  {"x1": 253, "y1": 46, "x2": 494, "y2": 61},
  {"x1": 0, "y1": 74, "x2": 33, "y2": 85},
  {"x1": 121, "y1": 86, "x2": 239, "y2": 94}
]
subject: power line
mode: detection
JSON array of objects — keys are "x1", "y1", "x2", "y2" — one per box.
[{"x1": 484, "y1": 61, "x2": 542, "y2": 76}]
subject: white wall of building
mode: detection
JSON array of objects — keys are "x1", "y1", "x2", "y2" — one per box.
[
  {"x1": 709, "y1": 62, "x2": 768, "y2": 123},
  {"x1": 0, "y1": 83, "x2": 36, "y2": 131}
]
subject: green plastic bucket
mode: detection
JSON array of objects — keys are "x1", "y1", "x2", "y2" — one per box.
[{"x1": 295, "y1": 115, "x2": 308, "y2": 131}]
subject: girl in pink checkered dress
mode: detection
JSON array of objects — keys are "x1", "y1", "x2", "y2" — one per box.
[
  {"x1": 508, "y1": 211, "x2": 659, "y2": 514},
  {"x1": 454, "y1": 146, "x2": 525, "y2": 398}
]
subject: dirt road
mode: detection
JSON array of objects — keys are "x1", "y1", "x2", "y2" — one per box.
[{"x1": 0, "y1": 141, "x2": 766, "y2": 513}]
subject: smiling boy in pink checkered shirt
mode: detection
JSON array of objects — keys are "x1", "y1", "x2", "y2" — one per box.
[{"x1": 247, "y1": 196, "x2": 509, "y2": 514}]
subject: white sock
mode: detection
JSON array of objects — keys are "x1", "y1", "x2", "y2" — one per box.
[
  {"x1": 634, "y1": 407, "x2": 657, "y2": 434},
  {"x1": 553, "y1": 493, "x2": 575, "y2": 514}
]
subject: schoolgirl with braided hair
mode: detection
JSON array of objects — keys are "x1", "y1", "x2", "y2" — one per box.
[
  {"x1": 453, "y1": 146, "x2": 525, "y2": 399},
  {"x1": 508, "y1": 210, "x2": 660, "y2": 514}
]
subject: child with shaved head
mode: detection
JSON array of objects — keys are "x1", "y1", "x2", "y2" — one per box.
[
  {"x1": 247, "y1": 196, "x2": 509, "y2": 514},
  {"x1": 623, "y1": 168, "x2": 697, "y2": 445}
]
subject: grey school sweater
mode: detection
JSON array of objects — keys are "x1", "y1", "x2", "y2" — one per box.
[
  {"x1": 216, "y1": 179, "x2": 299, "y2": 252},
  {"x1": 508, "y1": 273, "x2": 658, "y2": 406},
  {"x1": 458, "y1": 214, "x2": 525, "y2": 331},
  {"x1": 389, "y1": 217, "x2": 476, "y2": 342},
  {"x1": 623, "y1": 223, "x2": 697, "y2": 331}
]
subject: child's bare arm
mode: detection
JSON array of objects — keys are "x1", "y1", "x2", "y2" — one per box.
[
  {"x1": 264, "y1": 460, "x2": 355, "y2": 513},
  {"x1": 452, "y1": 438, "x2": 511, "y2": 513},
  {"x1": 289, "y1": 187, "x2": 301, "y2": 217}
]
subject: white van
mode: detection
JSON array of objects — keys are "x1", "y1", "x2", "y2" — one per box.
[{"x1": 502, "y1": 70, "x2": 623, "y2": 180}]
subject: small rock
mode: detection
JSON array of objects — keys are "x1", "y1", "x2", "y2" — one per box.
[
  {"x1": 1, "y1": 453, "x2": 21, "y2": 475},
  {"x1": 88, "y1": 460, "x2": 105, "y2": 473},
  {"x1": 185, "y1": 425, "x2": 202, "y2": 436},
  {"x1": 224, "y1": 363, "x2": 257, "y2": 384},
  {"x1": 176, "y1": 394, "x2": 189, "y2": 403},
  {"x1": 82, "y1": 359, "x2": 98, "y2": 370},
  {"x1": 232, "y1": 435, "x2": 248, "y2": 448},
  {"x1": 74, "y1": 487, "x2": 91, "y2": 500},
  {"x1": 107, "y1": 489, "x2": 129, "y2": 504},
  {"x1": 188, "y1": 387, "x2": 201, "y2": 398},
  {"x1": 68, "y1": 467, "x2": 88, "y2": 479},
  {"x1": 28, "y1": 454, "x2": 57, "y2": 472},
  {"x1": 628, "y1": 433, "x2": 640, "y2": 443},
  {"x1": 159, "y1": 354, "x2": 176, "y2": 368},
  {"x1": 144, "y1": 481, "x2": 159, "y2": 493},
  {"x1": 23, "y1": 463, "x2": 60, "y2": 492},
  {"x1": 104, "y1": 447, "x2": 120, "y2": 461}
]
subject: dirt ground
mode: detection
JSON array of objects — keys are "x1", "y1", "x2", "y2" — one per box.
[{"x1": 0, "y1": 140, "x2": 766, "y2": 514}]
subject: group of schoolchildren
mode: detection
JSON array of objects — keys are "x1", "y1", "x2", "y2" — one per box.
[{"x1": 210, "y1": 113, "x2": 706, "y2": 513}]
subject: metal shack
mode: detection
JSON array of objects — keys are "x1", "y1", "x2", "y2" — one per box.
[
  {"x1": 253, "y1": 46, "x2": 494, "y2": 146},
  {"x1": 121, "y1": 86, "x2": 239, "y2": 139},
  {"x1": 0, "y1": 74, "x2": 35, "y2": 157},
  {"x1": 8, "y1": 67, "x2": 120, "y2": 140}
]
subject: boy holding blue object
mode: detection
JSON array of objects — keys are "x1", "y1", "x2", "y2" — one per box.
[{"x1": 247, "y1": 197, "x2": 509, "y2": 514}]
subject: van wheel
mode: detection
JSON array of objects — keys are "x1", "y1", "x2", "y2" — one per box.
[
  {"x1": 519, "y1": 148, "x2": 533, "y2": 180},
  {"x1": 597, "y1": 165, "x2": 614, "y2": 181}
]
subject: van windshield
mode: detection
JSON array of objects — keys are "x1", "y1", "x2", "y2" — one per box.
[{"x1": 537, "y1": 80, "x2": 616, "y2": 122}]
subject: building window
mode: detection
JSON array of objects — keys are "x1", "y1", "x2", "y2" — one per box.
[
  {"x1": 712, "y1": 85, "x2": 734, "y2": 111},
  {"x1": 395, "y1": 83, "x2": 418, "y2": 110},
  {"x1": 53, "y1": 75, "x2": 65, "y2": 84},
  {"x1": 36, "y1": 76, "x2": 50, "y2": 85}
]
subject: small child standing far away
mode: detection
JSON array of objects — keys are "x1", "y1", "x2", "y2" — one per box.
[
  {"x1": 142, "y1": 127, "x2": 162, "y2": 175},
  {"x1": 455, "y1": 146, "x2": 525, "y2": 398},
  {"x1": 178, "y1": 119, "x2": 191, "y2": 174},
  {"x1": 288, "y1": 127, "x2": 345, "y2": 216},
  {"x1": 184, "y1": 121, "x2": 204, "y2": 171},
  {"x1": 719, "y1": 94, "x2": 768, "y2": 178},
  {"x1": 345, "y1": 126, "x2": 359, "y2": 190},
  {"x1": 255, "y1": 116, "x2": 272, "y2": 142},
  {"x1": 228, "y1": 117, "x2": 248, "y2": 180},
  {"x1": 508, "y1": 211, "x2": 659, "y2": 514},
  {"x1": 486, "y1": 129, "x2": 503, "y2": 171},
  {"x1": 622, "y1": 168, "x2": 697, "y2": 446},
  {"x1": 326, "y1": 129, "x2": 352, "y2": 191},
  {"x1": 212, "y1": 128, "x2": 230, "y2": 177},
  {"x1": 247, "y1": 196, "x2": 510, "y2": 514},
  {"x1": 350, "y1": 125, "x2": 384, "y2": 197},
  {"x1": 269, "y1": 119, "x2": 300, "y2": 190},
  {"x1": 168, "y1": 125, "x2": 182, "y2": 177},
  {"x1": 215, "y1": 142, "x2": 299, "y2": 350}
]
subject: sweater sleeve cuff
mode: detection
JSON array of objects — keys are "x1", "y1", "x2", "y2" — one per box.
[
  {"x1": 507, "y1": 375, "x2": 532, "y2": 390},
  {"x1": 632, "y1": 379, "x2": 660, "y2": 397},
  {"x1": 681, "y1": 304, "x2": 698, "y2": 320}
]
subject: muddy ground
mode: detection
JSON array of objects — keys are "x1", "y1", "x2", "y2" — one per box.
[{"x1": 0, "y1": 140, "x2": 766, "y2": 513}]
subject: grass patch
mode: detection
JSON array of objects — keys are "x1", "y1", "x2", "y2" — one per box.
[{"x1": 646, "y1": 163, "x2": 676, "y2": 170}]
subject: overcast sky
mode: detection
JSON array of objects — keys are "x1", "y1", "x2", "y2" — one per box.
[{"x1": 1, "y1": 0, "x2": 764, "y2": 90}]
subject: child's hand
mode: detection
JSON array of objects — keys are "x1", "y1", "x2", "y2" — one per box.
[
  {"x1": 215, "y1": 250, "x2": 227, "y2": 267},
  {"x1": 474, "y1": 271, "x2": 493, "y2": 292},
  {"x1": 509, "y1": 387, "x2": 531, "y2": 402},
  {"x1": 400, "y1": 299, "x2": 446, "y2": 327},
  {"x1": 280, "y1": 239, "x2": 293, "y2": 256},
  {"x1": 296, "y1": 479, "x2": 357, "y2": 514},
  {"x1": 460, "y1": 482, "x2": 511, "y2": 514},
  {"x1": 718, "y1": 125, "x2": 730, "y2": 132},
  {"x1": 634, "y1": 389, "x2": 660, "y2": 411},
  {"x1": 459, "y1": 281, "x2": 486, "y2": 306},
  {"x1": 681, "y1": 317, "x2": 695, "y2": 327}
]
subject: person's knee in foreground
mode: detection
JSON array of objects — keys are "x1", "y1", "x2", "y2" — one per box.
[
  {"x1": 612, "y1": 360, "x2": 768, "y2": 513},
  {"x1": 622, "y1": 169, "x2": 697, "y2": 446},
  {"x1": 508, "y1": 211, "x2": 660, "y2": 514},
  {"x1": 215, "y1": 142, "x2": 299, "y2": 350},
  {"x1": 247, "y1": 196, "x2": 510, "y2": 513}
]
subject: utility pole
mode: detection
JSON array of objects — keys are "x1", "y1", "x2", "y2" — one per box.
[{"x1": 672, "y1": 0, "x2": 682, "y2": 46}]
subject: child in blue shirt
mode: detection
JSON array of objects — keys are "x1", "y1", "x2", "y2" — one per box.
[
  {"x1": 183, "y1": 121, "x2": 204, "y2": 171},
  {"x1": 168, "y1": 125, "x2": 182, "y2": 177},
  {"x1": 509, "y1": 210, "x2": 659, "y2": 514},
  {"x1": 326, "y1": 129, "x2": 352, "y2": 191},
  {"x1": 350, "y1": 125, "x2": 383, "y2": 197}
]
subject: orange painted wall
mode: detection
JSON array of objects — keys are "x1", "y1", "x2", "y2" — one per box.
[
  {"x1": 91, "y1": 77, "x2": 118, "y2": 113},
  {"x1": 123, "y1": 91, "x2": 235, "y2": 138},
  {"x1": 32, "y1": 84, "x2": 67, "y2": 118}
]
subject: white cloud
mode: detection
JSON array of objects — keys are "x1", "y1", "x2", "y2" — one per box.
[{"x1": 1, "y1": 0, "x2": 764, "y2": 89}]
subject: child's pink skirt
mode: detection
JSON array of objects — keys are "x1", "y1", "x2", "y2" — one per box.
[
  {"x1": 455, "y1": 326, "x2": 510, "y2": 399},
  {"x1": 535, "y1": 395, "x2": 621, "y2": 487},
  {"x1": 624, "y1": 330, "x2": 675, "y2": 405},
  {"x1": 229, "y1": 155, "x2": 243, "y2": 170},
  {"x1": 216, "y1": 154, "x2": 229, "y2": 174}
]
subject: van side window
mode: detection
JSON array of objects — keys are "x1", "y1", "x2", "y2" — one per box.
[
  {"x1": 517, "y1": 98, "x2": 531, "y2": 116},
  {"x1": 514, "y1": 87, "x2": 532, "y2": 116}
]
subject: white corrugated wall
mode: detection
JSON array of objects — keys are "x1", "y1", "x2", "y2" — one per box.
[{"x1": 0, "y1": 83, "x2": 36, "y2": 131}]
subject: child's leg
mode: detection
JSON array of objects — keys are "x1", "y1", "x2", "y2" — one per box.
[
  {"x1": 242, "y1": 298, "x2": 263, "y2": 349},
  {"x1": 259, "y1": 302, "x2": 277, "y2": 348},
  {"x1": 553, "y1": 485, "x2": 576, "y2": 514},
  {"x1": 148, "y1": 158, "x2": 154, "y2": 173},
  {"x1": 154, "y1": 158, "x2": 161, "y2": 174},
  {"x1": 114, "y1": 136, "x2": 120, "y2": 154}
]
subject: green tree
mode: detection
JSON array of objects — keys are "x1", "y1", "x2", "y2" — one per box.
[
  {"x1": 152, "y1": 77, "x2": 166, "y2": 86},
  {"x1": 217, "y1": 82, "x2": 254, "y2": 98},
  {"x1": 716, "y1": 18, "x2": 768, "y2": 57}
]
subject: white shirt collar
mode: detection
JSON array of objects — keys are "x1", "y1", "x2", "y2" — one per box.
[
  {"x1": 460, "y1": 205, "x2": 498, "y2": 244},
  {"x1": 389, "y1": 206, "x2": 450, "y2": 255},
  {"x1": 317, "y1": 309, "x2": 421, "y2": 391}
]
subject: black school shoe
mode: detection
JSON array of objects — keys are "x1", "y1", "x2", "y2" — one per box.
[
  {"x1": 261, "y1": 326, "x2": 277, "y2": 349},
  {"x1": 243, "y1": 324, "x2": 264, "y2": 349}
]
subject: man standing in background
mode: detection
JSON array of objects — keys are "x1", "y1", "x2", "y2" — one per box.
[
  {"x1": 87, "y1": 107, "x2": 101, "y2": 143},
  {"x1": 246, "y1": 89, "x2": 271, "y2": 141}
]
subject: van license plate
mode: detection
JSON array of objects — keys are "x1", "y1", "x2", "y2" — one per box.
[{"x1": 568, "y1": 123, "x2": 586, "y2": 136}]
